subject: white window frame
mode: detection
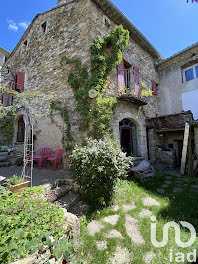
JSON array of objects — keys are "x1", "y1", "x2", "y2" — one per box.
[{"x1": 183, "y1": 63, "x2": 198, "y2": 83}]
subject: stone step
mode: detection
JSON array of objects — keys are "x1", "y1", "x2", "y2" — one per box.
[
  {"x1": 52, "y1": 184, "x2": 72, "y2": 200},
  {"x1": 58, "y1": 192, "x2": 80, "y2": 211},
  {"x1": 0, "y1": 161, "x2": 12, "y2": 167},
  {"x1": 69, "y1": 200, "x2": 89, "y2": 217}
]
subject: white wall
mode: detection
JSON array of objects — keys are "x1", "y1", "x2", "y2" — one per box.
[{"x1": 182, "y1": 90, "x2": 198, "y2": 120}]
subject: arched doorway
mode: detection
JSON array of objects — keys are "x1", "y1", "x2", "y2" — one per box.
[
  {"x1": 17, "y1": 116, "x2": 25, "y2": 142},
  {"x1": 119, "y1": 119, "x2": 138, "y2": 156}
]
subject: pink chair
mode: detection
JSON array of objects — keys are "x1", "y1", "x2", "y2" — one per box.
[
  {"x1": 46, "y1": 148, "x2": 65, "y2": 171},
  {"x1": 31, "y1": 146, "x2": 53, "y2": 170}
]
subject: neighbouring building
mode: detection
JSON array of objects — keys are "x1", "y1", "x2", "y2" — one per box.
[
  {"x1": 149, "y1": 43, "x2": 198, "y2": 167},
  {"x1": 0, "y1": 47, "x2": 10, "y2": 82},
  {"x1": 1, "y1": 0, "x2": 197, "y2": 172}
]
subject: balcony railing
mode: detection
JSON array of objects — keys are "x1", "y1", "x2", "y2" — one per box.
[{"x1": 118, "y1": 69, "x2": 152, "y2": 97}]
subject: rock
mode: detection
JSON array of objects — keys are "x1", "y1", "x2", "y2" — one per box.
[
  {"x1": 48, "y1": 258, "x2": 56, "y2": 264},
  {"x1": 52, "y1": 185, "x2": 72, "y2": 200},
  {"x1": 143, "y1": 251, "x2": 156, "y2": 264},
  {"x1": 173, "y1": 187, "x2": 183, "y2": 193},
  {"x1": 11, "y1": 255, "x2": 37, "y2": 264},
  {"x1": 164, "y1": 180, "x2": 171, "y2": 185},
  {"x1": 106, "y1": 230, "x2": 123, "y2": 239},
  {"x1": 95, "y1": 241, "x2": 107, "y2": 251},
  {"x1": 161, "y1": 184, "x2": 168, "y2": 188},
  {"x1": 64, "y1": 211, "x2": 80, "y2": 240},
  {"x1": 56, "y1": 256, "x2": 63, "y2": 264},
  {"x1": 139, "y1": 209, "x2": 152, "y2": 218},
  {"x1": 87, "y1": 220, "x2": 104, "y2": 236},
  {"x1": 69, "y1": 200, "x2": 88, "y2": 217},
  {"x1": 157, "y1": 188, "x2": 165, "y2": 194},
  {"x1": 102, "y1": 214, "x2": 119, "y2": 225},
  {"x1": 59, "y1": 192, "x2": 80, "y2": 210},
  {"x1": 142, "y1": 197, "x2": 160, "y2": 207},
  {"x1": 109, "y1": 247, "x2": 131, "y2": 264},
  {"x1": 111, "y1": 205, "x2": 119, "y2": 212},
  {"x1": 125, "y1": 215, "x2": 145, "y2": 244},
  {"x1": 35, "y1": 249, "x2": 51, "y2": 264},
  {"x1": 123, "y1": 203, "x2": 136, "y2": 212}
]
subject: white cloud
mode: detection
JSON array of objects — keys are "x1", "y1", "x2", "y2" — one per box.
[
  {"x1": 18, "y1": 21, "x2": 30, "y2": 30},
  {"x1": 7, "y1": 19, "x2": 18, "y2": 32}
]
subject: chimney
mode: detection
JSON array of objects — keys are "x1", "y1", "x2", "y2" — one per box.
[{"x1": 57, "y1": 0, "x2": 69, "y2": 5}]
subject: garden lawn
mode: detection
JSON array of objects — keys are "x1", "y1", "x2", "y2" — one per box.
[{"x1": 74, "y1": 171, "x2": 198, "y2": 264}]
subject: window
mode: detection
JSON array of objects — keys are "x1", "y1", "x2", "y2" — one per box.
[
  {"x1": 196, "y1": 65, "x2": 198, "y2": 78},
  {"x1": 183, "y1": 64, "x2": 198, "y2": 82},
  {"x1": 103, "y1": 16, "x2": 111, "y2": 28},
  {"x1": 41, "y1": 22, "x2": 47, "y2": 33},
  {"x1": 185, "y1": 68, "x2": 194, "y2": 82}
]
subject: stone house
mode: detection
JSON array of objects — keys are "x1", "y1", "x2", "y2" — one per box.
[{"x1": 1, "y1": 0, "x2": 197, "y2": 169}]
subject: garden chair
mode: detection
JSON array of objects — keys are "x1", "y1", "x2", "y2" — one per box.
[
  {"x1": 31, "y1": 146, "x2": 53, "y2": 170},
  {"x1": 46, "y1": 148, "x2": 65, "y2": 171}
]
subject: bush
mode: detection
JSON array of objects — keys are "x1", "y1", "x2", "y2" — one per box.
[
  {"x1": 70, "y1": 138, "x2": 131, "y2": 208},
  {"x1": 0, "y1": 186, "x2": 69, "y2": 264}
]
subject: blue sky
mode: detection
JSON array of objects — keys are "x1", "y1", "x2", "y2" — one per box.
[{"x1": 0, "y1": 0, "x2": 197, "y2": 59}]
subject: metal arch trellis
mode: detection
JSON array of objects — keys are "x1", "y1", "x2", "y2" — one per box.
[
  {"x1": 2, "y1": 68, "x2": 34, "y2": 186},
  {"x1": 21, "y1": 119, "x2": 34, "y2": 187}
]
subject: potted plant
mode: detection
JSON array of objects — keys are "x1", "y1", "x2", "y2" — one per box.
[{"x1": 7, "y1": 175, "x2": 30, "y2": 193}]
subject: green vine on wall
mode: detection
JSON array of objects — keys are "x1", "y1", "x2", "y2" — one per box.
[
  {"x1": 0, "y1": 116, "x2": 14, "y2": 146},
  {"x1": 50, "y1": 101, "x2": 73, "y2": 150},
  {"x1": 60, "y1": 25, "x2": 129, "y2": 140}
]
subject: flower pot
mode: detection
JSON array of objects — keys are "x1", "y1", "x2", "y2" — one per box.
[{"x1": 7, "y1": 180, "x2": 30, "y2": 193}]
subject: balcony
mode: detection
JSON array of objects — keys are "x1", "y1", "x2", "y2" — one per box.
[{"x1": 117, "y1": 69, "x2": 152, "y2": 106}]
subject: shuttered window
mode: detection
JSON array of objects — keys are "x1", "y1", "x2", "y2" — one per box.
[
  {"x1": 151, "y1": 80, "x2": 157, "y2": 95},
  {"x1": 15, "y1": 72, "x2": 25, "y2": 91},
  {"x1": 134, "y1": 66, "x2": 140, "y2": 97}
]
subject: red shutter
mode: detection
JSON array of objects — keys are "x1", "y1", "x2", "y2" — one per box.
[
  {"x1": 151, "y1": 80, "x2": 157, "y2": 95},
  {"x1": 117, "y1": 59, "x2": 125, "y2": 95},
  {"x1": 134, "y1": 66, "x2": 140, "y2": 97},
  {"x1": 15, "y1": 72, "x2": 25, "y2": 90}
]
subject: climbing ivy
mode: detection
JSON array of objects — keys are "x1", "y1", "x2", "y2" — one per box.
[
  {"x1": 60, "y1": 25, "x2": 129, "y2": 140},
  {"x1": 50, "y1": 100, "x2": 73, "y2": 150},
  {"x1": 0, "y1": 116, "x2": 14, "y2": 146}
]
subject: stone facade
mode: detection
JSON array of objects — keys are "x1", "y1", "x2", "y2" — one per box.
[{"x1": 1, "y1": 0, "x2": 162, "y2": 158}]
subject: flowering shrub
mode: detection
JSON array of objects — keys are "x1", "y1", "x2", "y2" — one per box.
[
  {"x1": 0, "y1": 186, "x2": 69, "y2": 264},
  {"x1": 70, "y1": 138, "x2": 132, "y2": 207}
]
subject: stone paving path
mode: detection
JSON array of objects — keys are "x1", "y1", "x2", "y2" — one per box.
[
  {"x1": 86, "y1": 197, "x2": 160, "y2": 263},
  {"x1": 85, "y1": 175, "x2": 198, "y2": 263}
]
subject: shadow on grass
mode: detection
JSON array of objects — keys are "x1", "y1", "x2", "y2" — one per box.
[{"x1": 128, "y1": 170, "x2": 198, "y2": 230}]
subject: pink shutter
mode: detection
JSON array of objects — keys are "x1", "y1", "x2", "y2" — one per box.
[
  {"x1": 15, "y1": 72, "x2": 25, "y2": 90},
  {"x1": 117, "y1": 59, "x2": 125, "y2": 95},
  {"x1": 151, "y1": 80, "x2": 157, "y2": 95},
  {"x1": 134, "y1": 66, "x2": 140, "y2": 97}
]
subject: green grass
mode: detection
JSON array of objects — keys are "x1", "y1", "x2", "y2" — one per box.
[{"x1": 73, "y1": 171, "x2": 198, "y2": 264}]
